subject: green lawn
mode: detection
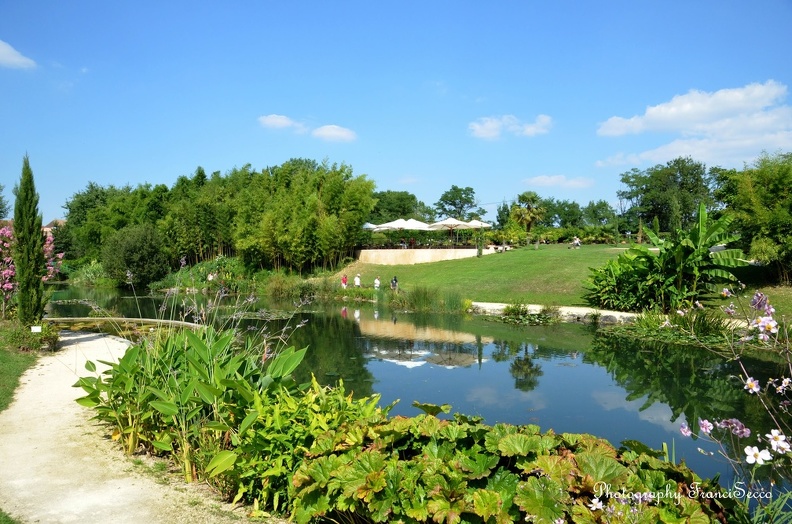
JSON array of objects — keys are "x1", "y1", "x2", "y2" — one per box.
[
  {"x1": 0, "y1": 338, "x2": 36, "y2": 413},
  {"x1": 0, "y1": 511, "x2": 19, "y2": 524},
  {"x1": 344, "y1": 244, "x2": 623, "y2": 306},
  {"x1": 342, "y1": 243, "x2": 792, "y2": 314}
]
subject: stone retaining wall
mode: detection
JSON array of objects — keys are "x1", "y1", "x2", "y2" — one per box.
[{"x1": 357, "y1": 247, "x2": 501, "y2": 265}]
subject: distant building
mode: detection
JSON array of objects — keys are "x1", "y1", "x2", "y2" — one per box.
[
  {"x1": 0, "y1": 219, "x2": 65, "y2": 238},
  {"x1": 42, "y1": 219, "x2": 65, "y2": 238}
]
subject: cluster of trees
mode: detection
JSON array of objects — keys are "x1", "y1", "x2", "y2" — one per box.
[
  {"x1": 612, "y1": 152, "x2": 792, "y2": 284},
  {"x1": 57, "y1": 175, "x2": 496, "y2": 286},
  {"x1": 489, "y1": 153, "x2": 791, "y2": 284},
  {"x1": 713, "y1": 152, "x2": 792, "y2": 283},
  {"x1": 56, "y1": 159, "x2": 377, "y2": 285}
]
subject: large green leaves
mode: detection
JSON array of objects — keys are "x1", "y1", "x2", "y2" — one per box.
[{"x1": 586, "y1": 202, "x2": 749, "y2": 312}]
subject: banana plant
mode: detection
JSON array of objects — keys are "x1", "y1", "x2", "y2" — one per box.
[{"x1": 624, "y1": 203, "x2": 749, "y2": 312}]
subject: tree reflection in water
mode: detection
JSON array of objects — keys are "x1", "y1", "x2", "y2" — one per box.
[{"x1": 509, "y1": 344, "x2": 544, "y2": 391}]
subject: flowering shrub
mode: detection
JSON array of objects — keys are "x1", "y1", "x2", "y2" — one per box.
[
  {"x1": 0, "y1": 226, "x2": 63, "y2": 319},
  {"x1": 1, "y1": 226, "x2": 15, "y2": 313},
  {"x1": 677, "y1": 289, "x2": 792, "y2": 514}
]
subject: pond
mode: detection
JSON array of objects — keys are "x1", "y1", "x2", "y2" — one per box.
[{"x1": 48, "y1": 286, "x2": 784, "y2": 486}]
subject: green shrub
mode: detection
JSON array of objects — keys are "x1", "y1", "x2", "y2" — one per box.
[
  {"x1": 67, "y1": 259, "x2": 113, "y2": 287},
  {"x1": 150, "y1": 256, "x2": 251, "y2": 294},
  {"x1": 498, "y1": 303, "x2": 559, "y2": 326},
  {"x1": 261, "y1": 272, "x2": 316, "y2": 300},
  {"x1": 101, "y1": 224, "x2": 169, "y2": 288},
  {"x1": 312, "y1": 275, "x2": 337, "y2": 298},
  {"x1": 0, "y1": 320, "x2": 59, "y2": 351}
]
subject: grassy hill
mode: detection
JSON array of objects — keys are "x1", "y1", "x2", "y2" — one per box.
[
  {"x1": 341, "y1": 243, "x2": 620, "y2": 306},
  {"x1": 339, "y1": 243, "x2": 792, "y2": 313}
]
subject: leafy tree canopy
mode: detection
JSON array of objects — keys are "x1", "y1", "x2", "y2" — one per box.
[
  {"x1": 510, "y1": 191, "x2": 545, "y2": 236},
  {"x1": 368, "y1": 190, "x2": 434, "y2": 224},
  {"x1": 581, "y1": 200, "x2": 615, "y2": 227},
  {"x1": 713, "y1": 151, "x2": 792, "y2": 283},
  {"x1": 101, "y1": 223, "x2": 168, "y2": 288},
  {"x1": 434, "y1": 185, "x2": 485, "y2": 220},
  {"x1": 617, "y1": 156, "x2": 713, "y2": 233},
  {"x1": 538, "y1": 198, "x2": 582, "y2": 228}
]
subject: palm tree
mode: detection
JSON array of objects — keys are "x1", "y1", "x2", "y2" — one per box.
[{"x1": 511, "y1": 191, "x2": 545, "y2": 242}]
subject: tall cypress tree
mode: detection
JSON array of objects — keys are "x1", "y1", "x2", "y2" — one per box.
[{"x1": 12, "y1": 155, "x2": 46, "y2": 325}]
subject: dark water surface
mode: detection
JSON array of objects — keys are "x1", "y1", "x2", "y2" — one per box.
[{"x1": 50, "y1": 286, "x2": 784, "y2": 485}]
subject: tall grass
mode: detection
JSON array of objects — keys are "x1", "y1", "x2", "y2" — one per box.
[{"x1": 386, "y1": 285, "x2": 468, "y2": 313}]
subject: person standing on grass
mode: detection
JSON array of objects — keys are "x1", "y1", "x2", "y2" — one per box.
[
  {"x1": 374, "y1": 276, "x2": 381, "y2": 290},
  {"x1": 341, "y1": 274, "x2": 348, "y2": 289},
  {"x1": 354, "y1": 273, "x2": 361, "y2": 287},
  {"x1": 390, "y1": 276, "x2": 398, "y2": 292}
]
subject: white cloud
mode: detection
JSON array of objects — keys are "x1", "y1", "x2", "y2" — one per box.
[
  {"x1": 596, "y1": 81, "x2": 792, "y2": 168},
  {"x1": 312, "y1": 124, "x2": 357, "y2": 142},
  {"x1": 469, "y1": 114, "x2": 552, "y2": 140},
  {"x1": 258, "y1": 114, "x2": 302, "y2": 129},
  {"x1": 525, "y1": 175, "x2": 594, "y2": 189},
  {"x1": 0, "y1": 40, "x2": 36, "y2": 69},
  {"x1": 258, "y1": 114, "x2": 356, "y2": 141}
]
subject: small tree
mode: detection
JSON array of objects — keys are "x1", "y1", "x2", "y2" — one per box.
[
  {"x1": 510, "y1": 191, "x2": 545, "y2": 245},
  {"x1": 12, "y1": 155, "x2": 47, "y2": 324},
  {"x1": 434, "y1": 185, "x2": 485, "y2": 220},
  {"x1": 101, "y1": 223, "x2": 168, "y2": 288}
]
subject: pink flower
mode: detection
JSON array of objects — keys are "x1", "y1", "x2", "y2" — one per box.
[{"x1": 744, "y1": 377, "x2": 761, "y2": 394}]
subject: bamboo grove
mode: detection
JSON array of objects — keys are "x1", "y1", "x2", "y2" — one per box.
[{"x1": 57, "y1": 158, "x2": 376, "y2": 275}]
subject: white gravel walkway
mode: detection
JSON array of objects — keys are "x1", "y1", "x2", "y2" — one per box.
[{"x1": 0, "y1": 331, "x2": 257, "y2": 524}]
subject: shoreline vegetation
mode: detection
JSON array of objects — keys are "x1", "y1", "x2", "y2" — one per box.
[{"x1": 2, "y1": 244, "x2": 790, "y2": 523}]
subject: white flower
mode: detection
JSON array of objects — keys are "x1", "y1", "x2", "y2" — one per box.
[
  {"x1": 766, "y1": 430, "x2": 789, "y2": 453},
  {"x1": 745, "y1": 446, "x2": 772, "y2": 465},
  {"x1": 588, "y1": 497, "x2": 603, "y2": 511}
]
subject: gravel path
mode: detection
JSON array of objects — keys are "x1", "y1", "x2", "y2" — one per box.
[{"x1": 0, "y1": 331, "x2": 277, "y2": 524}]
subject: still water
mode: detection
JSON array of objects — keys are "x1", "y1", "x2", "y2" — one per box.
[{"x1": 49, "y1": 286, "x2": 783, "y2": 484}]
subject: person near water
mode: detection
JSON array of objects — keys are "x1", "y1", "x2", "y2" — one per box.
[
  {"x1": 354, "y1": 273, "x2": 361, "y2": 287},
  {"x1": 390, "y1": 276, "x2": 398, "y2": 292},
  {"x1": 374, "y1": 276, "x2": 381, "y2": 289},
  {"x1": 341, "y1": 274, "x2": 348, "y2": 288}
]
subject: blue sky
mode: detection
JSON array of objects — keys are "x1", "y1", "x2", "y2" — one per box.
[{"x1": 2, "y1": 1, "x2": 791, "y2": 224}]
